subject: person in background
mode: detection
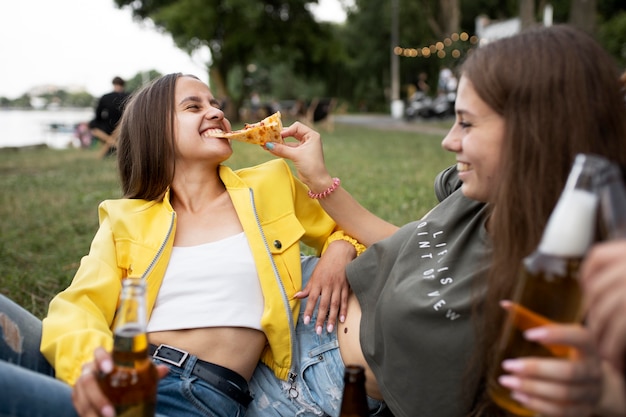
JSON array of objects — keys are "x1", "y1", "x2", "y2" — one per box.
[
  {"x1": 249, "y1": 24, "x2": 626, "y2": 417},
  {"x1": 581, "y1": 240, "x2": 626, "y2": 374},
  {"x1": 0, "y1": 72, "x2": 361, "y2": 417},
  {"x1": 416, "y1": 71, "x2": 430, "y2": 94},
  {"x1": 89, "y1": 76, "x2": 129, "y2": 158}
]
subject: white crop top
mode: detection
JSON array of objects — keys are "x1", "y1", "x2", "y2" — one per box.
[{"x1": 146, "y1": 232, "x2": 264, "y2": 332}]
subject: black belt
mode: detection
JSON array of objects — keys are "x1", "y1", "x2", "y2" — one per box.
[{"x1": 149, "y1": 344, "x2": 253, "y2": 407}]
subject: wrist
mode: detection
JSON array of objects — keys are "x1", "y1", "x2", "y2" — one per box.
[{"x1": 308, "y1": 177, "x2": 341, "y2": 199}]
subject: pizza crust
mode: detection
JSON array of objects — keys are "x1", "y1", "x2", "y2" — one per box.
[{"x1": 207, "y1": 111, "x2": 284, "y2": 145}]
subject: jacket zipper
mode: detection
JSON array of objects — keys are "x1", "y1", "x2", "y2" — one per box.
[
  {"x1": 247, "y1": 188, "x2": 299, "y2": 387},
  {"x1": 141, "y1": 212, "x2": 176, "y2": 280}
]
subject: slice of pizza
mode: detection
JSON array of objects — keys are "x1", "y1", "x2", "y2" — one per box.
[{"x1": 206, "y1": 111, "x2": 284, "y2": 145}]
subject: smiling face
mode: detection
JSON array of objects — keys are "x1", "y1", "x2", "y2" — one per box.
[
  {"x1": 441, "y1": 75, "x2": 506, "y2": 203},
  {"x1": 173, "y1": 76, "x2": 233, "y2": 165}
]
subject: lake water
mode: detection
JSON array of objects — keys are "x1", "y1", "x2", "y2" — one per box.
[{"x1": 0, "y1": 109, "x2": 94, "y2": 149}]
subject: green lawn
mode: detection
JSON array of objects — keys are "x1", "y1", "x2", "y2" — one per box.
[{"x1": 0, "y1": 123, "x2": 454, "y2": 318}]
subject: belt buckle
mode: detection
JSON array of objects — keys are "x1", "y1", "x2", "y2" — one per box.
[{"x1": 152, "y1": 344, "x2": 189, "y2": 367}]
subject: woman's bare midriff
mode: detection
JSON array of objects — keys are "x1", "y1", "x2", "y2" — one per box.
[
  {"x1": 148, "y1": 327, "x2": 266, "y2": 381},
  {"x1": 338, "y1": 292, "x2": 383, "y2": 400}
]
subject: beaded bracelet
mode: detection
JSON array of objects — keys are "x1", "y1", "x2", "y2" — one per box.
[{"x1": 308, "y1": 177, "x2": 341, "y2": 199}]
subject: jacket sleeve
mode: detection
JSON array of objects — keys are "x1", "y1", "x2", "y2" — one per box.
[{"x1": 40, "y1": 207, "x2": 121, "y2": 385}]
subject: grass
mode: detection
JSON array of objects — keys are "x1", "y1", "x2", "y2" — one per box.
[{"x1": 0, "y1": 122, "x2": 454, "y2": 318}]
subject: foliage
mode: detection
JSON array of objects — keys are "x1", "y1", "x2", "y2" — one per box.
[
  {"x1": 113, "y1": 0, "x2": 344, "y2": 120},
  {"x1": 107, "y1": 0, "x2": 625, "y2": 115},
  {"x1": 0, "y1": 123, "x2": 453, "y2": 318},
  {"x1": 598, "y1": 11, "x2": 626, "y2": 68},
  {"x1": 125, "y1": 70, "x2": 164, "y2": 93}
]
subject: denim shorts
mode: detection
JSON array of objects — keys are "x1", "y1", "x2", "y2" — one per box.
[
  {"x1": 154, "y1": 354, "x2": 247, "y2": 417},
  {"x1": 245, "y1": 256, "x2": 387, "y2": 417}
]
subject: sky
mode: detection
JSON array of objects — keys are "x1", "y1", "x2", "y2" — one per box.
[{"x1": 0, "y1": 0, "x2": 347, "y2": 99}]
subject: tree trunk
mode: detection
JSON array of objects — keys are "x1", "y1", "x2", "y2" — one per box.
[
  {"x1": 439, "y1": 0, "x2": 460, "y2": 36},
  {"x1": 209, "y1": 66, "x2": 239, "y2": 123},
  {"x1": 520, "y1": 0, "x2": 536, "y2": 30},
  {"x1": 569, "y1": 0, "x2": 597, "y2": 34}
]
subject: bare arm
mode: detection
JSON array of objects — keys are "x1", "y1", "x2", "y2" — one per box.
[{"x1": 266, "y1": 122, "x2": 399, "y2": 246}]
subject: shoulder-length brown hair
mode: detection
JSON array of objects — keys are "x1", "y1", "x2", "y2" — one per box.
[
  {"x1": 464, "y1": 25, "x2": 626, "y2": 414},
  {"x1": 116, "y1": 72, "x2": 190, "y2": 200}
]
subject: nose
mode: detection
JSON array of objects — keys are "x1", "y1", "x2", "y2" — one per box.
[
  {"x1": 441, "y1": 124, "x2": 460, "y2": 153},
  {"x1": 204, "y1": 105, "x2": 224, "y2": 120}
]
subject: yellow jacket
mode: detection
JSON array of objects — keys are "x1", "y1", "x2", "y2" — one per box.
[{"x1": 41, "y1": 159, "x2": 350, "y2": 385}]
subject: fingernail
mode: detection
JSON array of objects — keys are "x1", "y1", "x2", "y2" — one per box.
[
  {"x1": 304, "y1": 315, "x2": 311, "y2": 325},
  {"x1": 498, "y1": 375, "x2": 521, "y2": 389},
  {"x1": 265, "y1": 142, "x2": 275, "y2": 150},
  {"x1": 511, "y1": 391, "x2": 529, "y2": 404},
  {"x1": 316, "y1": 326, "x2": 322, "y2": 335},
  {"x1": 524, "y1": 326, "x2": 549, "y2": 340},
  {"x1": 327, "y1": 323, "x2": 334, "y2": 333},
  {"x1": 101, "y1": 359, "x2": 113, "y2": 373},
  {"x1": 340, "y1": 315, "x2": 345, "y2": 323},
  {"x1": 101, "y1": 405, "x2": 116, "y2": 417},
  {"x1": 501, "y1": 359, "x2": 524, "y2": 372}
]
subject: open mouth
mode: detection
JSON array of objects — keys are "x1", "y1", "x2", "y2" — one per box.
[
  {"x1": 202, "y1": 128, "x2": 226, "y2": 138},
  {"x1": 457, "y1": 162, "x2": 471, "y2": 172}
]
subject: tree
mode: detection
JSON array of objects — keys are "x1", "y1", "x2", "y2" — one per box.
[
  {"x1": 114, "y1": 0, "x2": 342, "y2": 121},
  {"x1": 569, "y1": 0, "x2": 597, "y2": 33}
]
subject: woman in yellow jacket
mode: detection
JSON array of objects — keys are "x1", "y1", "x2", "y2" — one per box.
[{"x1": 0, "y1": 73, "x2": 361, "y2": 417}]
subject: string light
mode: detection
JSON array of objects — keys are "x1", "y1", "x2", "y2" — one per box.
[{"x1": 394, "y1": 31, "x2": 479, "y2": 60}]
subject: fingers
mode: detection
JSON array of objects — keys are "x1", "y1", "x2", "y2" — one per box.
[
  {"x1": 580, "y1": 240, "x2": 626, "y2": 369},
  {"x1": 580, "y1": 240, "x2": 626, "y2": 287},
  {"x1": 498, "y1": 359, "x2": 602, "y2": 417},
  {"x1": 73, "y1": 357, "x2": 116, "y2": 417},
  {"x1": 299, "y1": 241, "x2": 354, "y2": 335},
  {"x1": 497, "y1": 325, "x2": 603, "y2": 417},
  {"x1": 280, "y1": 121, "x2": 321, "y2": 143},
  {"x1": 314, "y1": 285, "x2": 343, "y2": 334}
]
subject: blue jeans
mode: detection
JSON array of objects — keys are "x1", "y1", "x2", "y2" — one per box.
[
  {"x1": 246, "y1": 256, "x2": 386, "y2": 417},
  {"x1": 0, "y1": 293, "x2": 244, "y2": 417},
  {"x1": 0, "y1": 294, "x2": 78, "y2": 417},
  {"x1": 154, "y1": 354, "x2": 246, "y2": 417}
]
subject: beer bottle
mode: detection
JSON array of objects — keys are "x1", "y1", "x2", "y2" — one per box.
[
  {"x1": 98, "y1": 277, "x2": 158, "y2": 417},
  {"x1": 487, "y1": 154, "x2": 601, "y2": 416},
  {"x1": 596, "y1": 159, "x2": 626, "y2": 240},
  {"x1": 339, "y1": 365, "x2": 369, "y2": 417}
]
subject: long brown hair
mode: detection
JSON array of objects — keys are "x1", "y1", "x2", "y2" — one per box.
[
  {"x1": 464, "y1": 25, "x2": 626, "y2": 414},
  {"x1": 116, "y1": 73, "x2": 194, "y2": 200}
]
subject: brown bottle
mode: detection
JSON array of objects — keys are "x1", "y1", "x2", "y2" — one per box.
[
  {"x1": 339, "y1": 365, "x2": 369, "y2": 417},
  {"x1": 487, "y1": 154, "x2": 601, "y2": 416},
  {"x1": 98, "y1": 277, "x2": 158, "y2": 417}
]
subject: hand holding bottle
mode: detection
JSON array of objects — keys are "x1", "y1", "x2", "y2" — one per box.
[
  {"x1": 581, "y1": 239, "x2": 626, "y2": 371},
  {"x1": 495, "y1": 321, "x2": 603, "y2": 417},
  {"x1": 73, "y1": 348, "x2": 169, "y2": 417}
]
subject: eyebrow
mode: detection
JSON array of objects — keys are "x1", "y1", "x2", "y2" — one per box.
[
  {"x1": 178, "y1": 96, "x2": 221, "y2": 107},
  {"x1": 178, "y1": 96, "x2": 202, "y2": 106}
]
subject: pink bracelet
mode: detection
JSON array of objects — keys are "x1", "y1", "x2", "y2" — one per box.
[{"x1": 308, "y1": 177, "x2": 341, "y2": 199}]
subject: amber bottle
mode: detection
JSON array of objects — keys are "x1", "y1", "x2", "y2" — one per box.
[
  {"x1": 488, "y1": 154, "x2": 601, "y2": 416},
  {"x1": 339, "y1": 365, "x2": 369, "y2": 417},
  {"x1": 98, "y1": 277, "x2": 158, "y2": 417}
]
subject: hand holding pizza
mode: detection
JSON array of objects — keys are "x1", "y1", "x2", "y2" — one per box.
[{"x1": 265, "y1": 121, "x2": 335, "y2": 194}]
